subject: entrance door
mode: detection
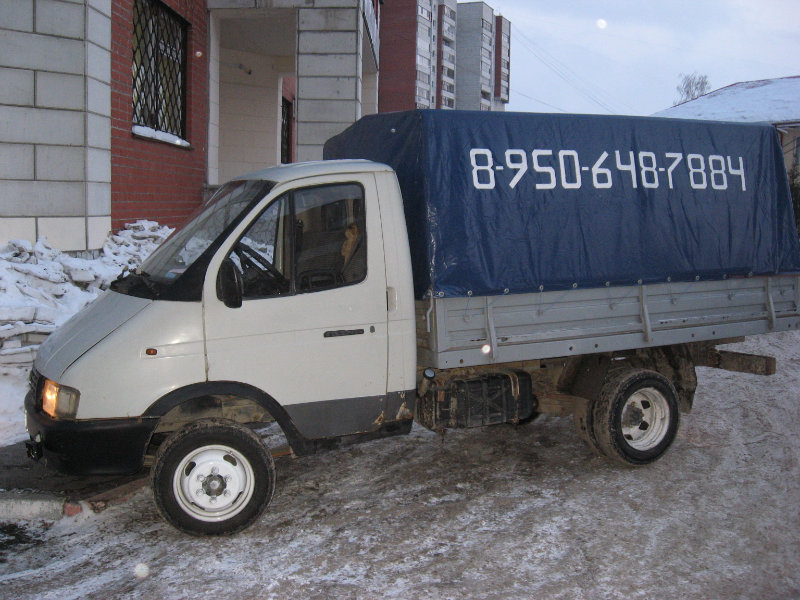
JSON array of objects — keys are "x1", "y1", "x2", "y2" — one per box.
[{"x1": 203, "y1": 174, "x2": 389, "y2": 439}]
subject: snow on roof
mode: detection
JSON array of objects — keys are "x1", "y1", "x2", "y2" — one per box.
[{"x1": 654, "y1": 76, "x2": 800, "y2": 125}]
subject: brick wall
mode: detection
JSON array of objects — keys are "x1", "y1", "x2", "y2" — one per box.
[
  {"x1": 110, "y1": 0, "x2": 208, "y2": 231},
  {"x1": 377, "y1": 0, "x2": 418, "y2": 113}
]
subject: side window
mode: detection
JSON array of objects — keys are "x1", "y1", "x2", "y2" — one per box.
[
  {"x1": 227, "y1": 183, "x2": 366, "y2": 301},
  {"x1": 229, "y1": 194, "x2": 292, "y2": 299},
  {"x1": 295, "y1": 183, "x2": 366, "y2": 292}
]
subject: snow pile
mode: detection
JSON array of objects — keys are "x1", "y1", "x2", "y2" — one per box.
[{"x1": 0, "y1": 221, "x2": 173, "y2": 367}]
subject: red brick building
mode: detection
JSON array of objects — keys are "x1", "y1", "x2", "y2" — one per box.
[
  {"x1": 377, "y1": 0, "x2": 421, "y2": 112},
  {"x1": 110, "y1": 0, "x2": 380, "y2": 231},
  {"x1": 110, "y1": 0, "x2": 209, "y2": 231}
]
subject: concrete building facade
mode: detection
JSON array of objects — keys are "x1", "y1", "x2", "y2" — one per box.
[
  {"x1": 208, "y1": 0, "x2": 380, "y2": 177},
  {"x1": 435, "y1": 0, "x2": 457, "y2": 109},
  {"x1": 1, "y1": 0, "x2": 381, "y2": 249},
  {"x1": 0, "y1": 0, "x2": 114, "y2": 251},
  {"x1": 454, "y1": 1, "x2": 507, "y2": 111}
]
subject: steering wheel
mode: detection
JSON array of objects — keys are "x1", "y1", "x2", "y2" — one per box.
[{"x1": 297, "y1": 268, "x2": 342, "y2": 291}]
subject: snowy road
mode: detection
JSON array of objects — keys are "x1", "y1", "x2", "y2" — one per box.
[{"x1": 1, "y1": 333, "x2": 799, "y2": 599}]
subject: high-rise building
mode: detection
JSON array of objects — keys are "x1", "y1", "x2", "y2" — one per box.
[
  {"x1": 378, "y1": 0, "x2": 509, "y2": 113},
  {"x1": 455, "y1": 1, "x2": 509, "y2": 111},
  {"x1": 435, "y1": 0, "x2": 458, "y2": 109}
]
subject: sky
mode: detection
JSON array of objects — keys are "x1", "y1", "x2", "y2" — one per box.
[{"x1": 481, "y1": 0, "x2": 800, "y2": 116}]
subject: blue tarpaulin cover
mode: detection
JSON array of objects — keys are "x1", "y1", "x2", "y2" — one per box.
[{"x1": 324, "y1": 110, "x2": 800, "y2": 300}]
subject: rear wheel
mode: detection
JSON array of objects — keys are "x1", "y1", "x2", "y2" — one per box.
[
  {"x1": 572, "y1": 397, "x2": 602, "y2": 456},
  {"x1": 593, "y1": 369, "x2": 680, "y2": 466},
  {"x1": 151, "y1": 419, "x2": 275, "y2": 535}
]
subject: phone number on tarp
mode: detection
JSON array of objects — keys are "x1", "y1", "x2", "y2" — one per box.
[{"x1": 469, "y1": 148, "x2": 747, "y2": 192}]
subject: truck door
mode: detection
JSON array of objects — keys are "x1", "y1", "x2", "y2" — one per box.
[{"x1": 203, "y1": 174, "x2": 389, "y2": 439}]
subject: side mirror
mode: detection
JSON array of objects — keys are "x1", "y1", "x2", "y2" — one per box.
[{"x1": 216, "y1": 258, "x2": 243, "y2": 308}]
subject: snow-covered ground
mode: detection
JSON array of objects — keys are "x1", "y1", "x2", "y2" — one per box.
[
  {"x1": 0, "y1": 227, "x2": 798, "y2": 598},
  {"x1": 0, "y1": 332, "x2": 799, "y2": 598}
]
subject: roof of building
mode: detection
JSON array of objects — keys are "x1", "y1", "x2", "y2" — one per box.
[{"x1": 654, "y1": 76, "x2": 800, "y2": 125}]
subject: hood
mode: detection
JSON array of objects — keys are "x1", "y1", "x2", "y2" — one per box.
[{"x1": 35, "y1": 291, "x2": 152, "y2": 380}]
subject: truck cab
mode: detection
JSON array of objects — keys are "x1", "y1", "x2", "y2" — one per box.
[{"x1": 26, "y1": 160, "x2": 417, "y2": 534}]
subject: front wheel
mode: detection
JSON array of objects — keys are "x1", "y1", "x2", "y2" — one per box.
[
  {"x1": 151, "y1": 419, "x2": 275, "y2": 535},
  {"x1": 593, "y1": 369, "x2": 680, "y2": 466}
]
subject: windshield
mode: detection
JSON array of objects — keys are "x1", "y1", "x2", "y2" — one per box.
[{"x1": 111, "y1": 179, "x2": 275, "y2": 300}]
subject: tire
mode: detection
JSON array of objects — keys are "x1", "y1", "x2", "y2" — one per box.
[
  {"x1": 151, "y1": 419, "x2": 275, "y2": 536},
  {"x1": 593, "y1": 369, "x2": 680, "y2": 466},
  {"x1": 518, "y1": 410, "x2": 541, "y2": 425},
  {"x1": 572, "y1": 397, "x2": 603, "y2": 456}
]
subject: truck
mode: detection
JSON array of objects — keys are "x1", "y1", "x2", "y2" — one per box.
[{"x1": 25, "y1": 110, "x2": 800, "y2": 535}]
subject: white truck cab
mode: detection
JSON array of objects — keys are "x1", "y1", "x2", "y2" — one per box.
[{"x1": 26, "y1": 160, "x2": 417, "y2": 534}]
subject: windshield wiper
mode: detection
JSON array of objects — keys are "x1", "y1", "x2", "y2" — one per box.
[
  {"x1": 110, "y1": 269, "x2": 161, "y2": 299},
  {"x1": 136, "y1": 270, "x2": 160, "y2": 295}
]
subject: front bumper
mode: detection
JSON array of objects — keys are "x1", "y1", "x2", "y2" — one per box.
[{"x1": 25, "y1": 389, "x2": 159, "y2": 475}]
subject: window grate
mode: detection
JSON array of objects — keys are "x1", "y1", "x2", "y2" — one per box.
[{"x1": 132, "y1": 0, "x2": 188, "y2": 139}]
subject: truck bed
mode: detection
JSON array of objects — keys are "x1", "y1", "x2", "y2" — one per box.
[{"x1": 416, "y1": 275, "x2": 800, "y2": 369}]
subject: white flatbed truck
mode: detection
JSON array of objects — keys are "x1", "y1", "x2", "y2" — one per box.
[{"x1": 25, "y1": 111, "x2": 800, "y2": 534}]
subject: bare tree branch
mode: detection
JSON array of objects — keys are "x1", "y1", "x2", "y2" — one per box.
[{"x1": 674, "y1": 72, "x2": 710, "y2": 105}]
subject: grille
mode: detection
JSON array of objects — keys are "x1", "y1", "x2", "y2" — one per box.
[{"x1": 29, "y1": 368, "x2": 43, "y2": 409}]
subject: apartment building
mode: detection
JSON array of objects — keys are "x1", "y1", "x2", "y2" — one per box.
[
  {"x1": 455, "y1": 1, "x2": 508, "y2": 111},
  {"x1": 436, "y1": 0, "x2": 458, "y2": 109},
  {"x1": 378, "y1": 0, "x2": 509, "y2": 113}
]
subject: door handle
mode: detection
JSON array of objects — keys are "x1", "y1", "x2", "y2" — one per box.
[
  {"x1": 387, "y1": 286, "x2": 398, "y2": 312},
  {"x1": 323, "y1": 329, "x2": 365, "y2": 338}
]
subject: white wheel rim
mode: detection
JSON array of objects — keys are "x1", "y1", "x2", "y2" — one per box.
[
  {"x1": 620, "y1": 387, "x2": 670, "y2": 451},
  {"x1": 172, "y1": 444, "x2": 255, "y2": 523}
]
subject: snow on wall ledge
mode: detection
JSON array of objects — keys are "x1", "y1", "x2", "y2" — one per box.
[
  {"x1": 131, "y1": 125, "x2": 191, "y2": 148},
  {"x1": 0, "y1": 221, "x2": 173, "y2": 367}
]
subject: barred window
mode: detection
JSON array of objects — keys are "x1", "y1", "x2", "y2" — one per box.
[{"x1": 132, "y1": 0, "x2": 188, "y2": 140}]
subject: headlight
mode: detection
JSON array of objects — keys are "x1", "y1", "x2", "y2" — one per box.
[{"x1": 41, "y1": 379, "x2": 80, "y2": 419}]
